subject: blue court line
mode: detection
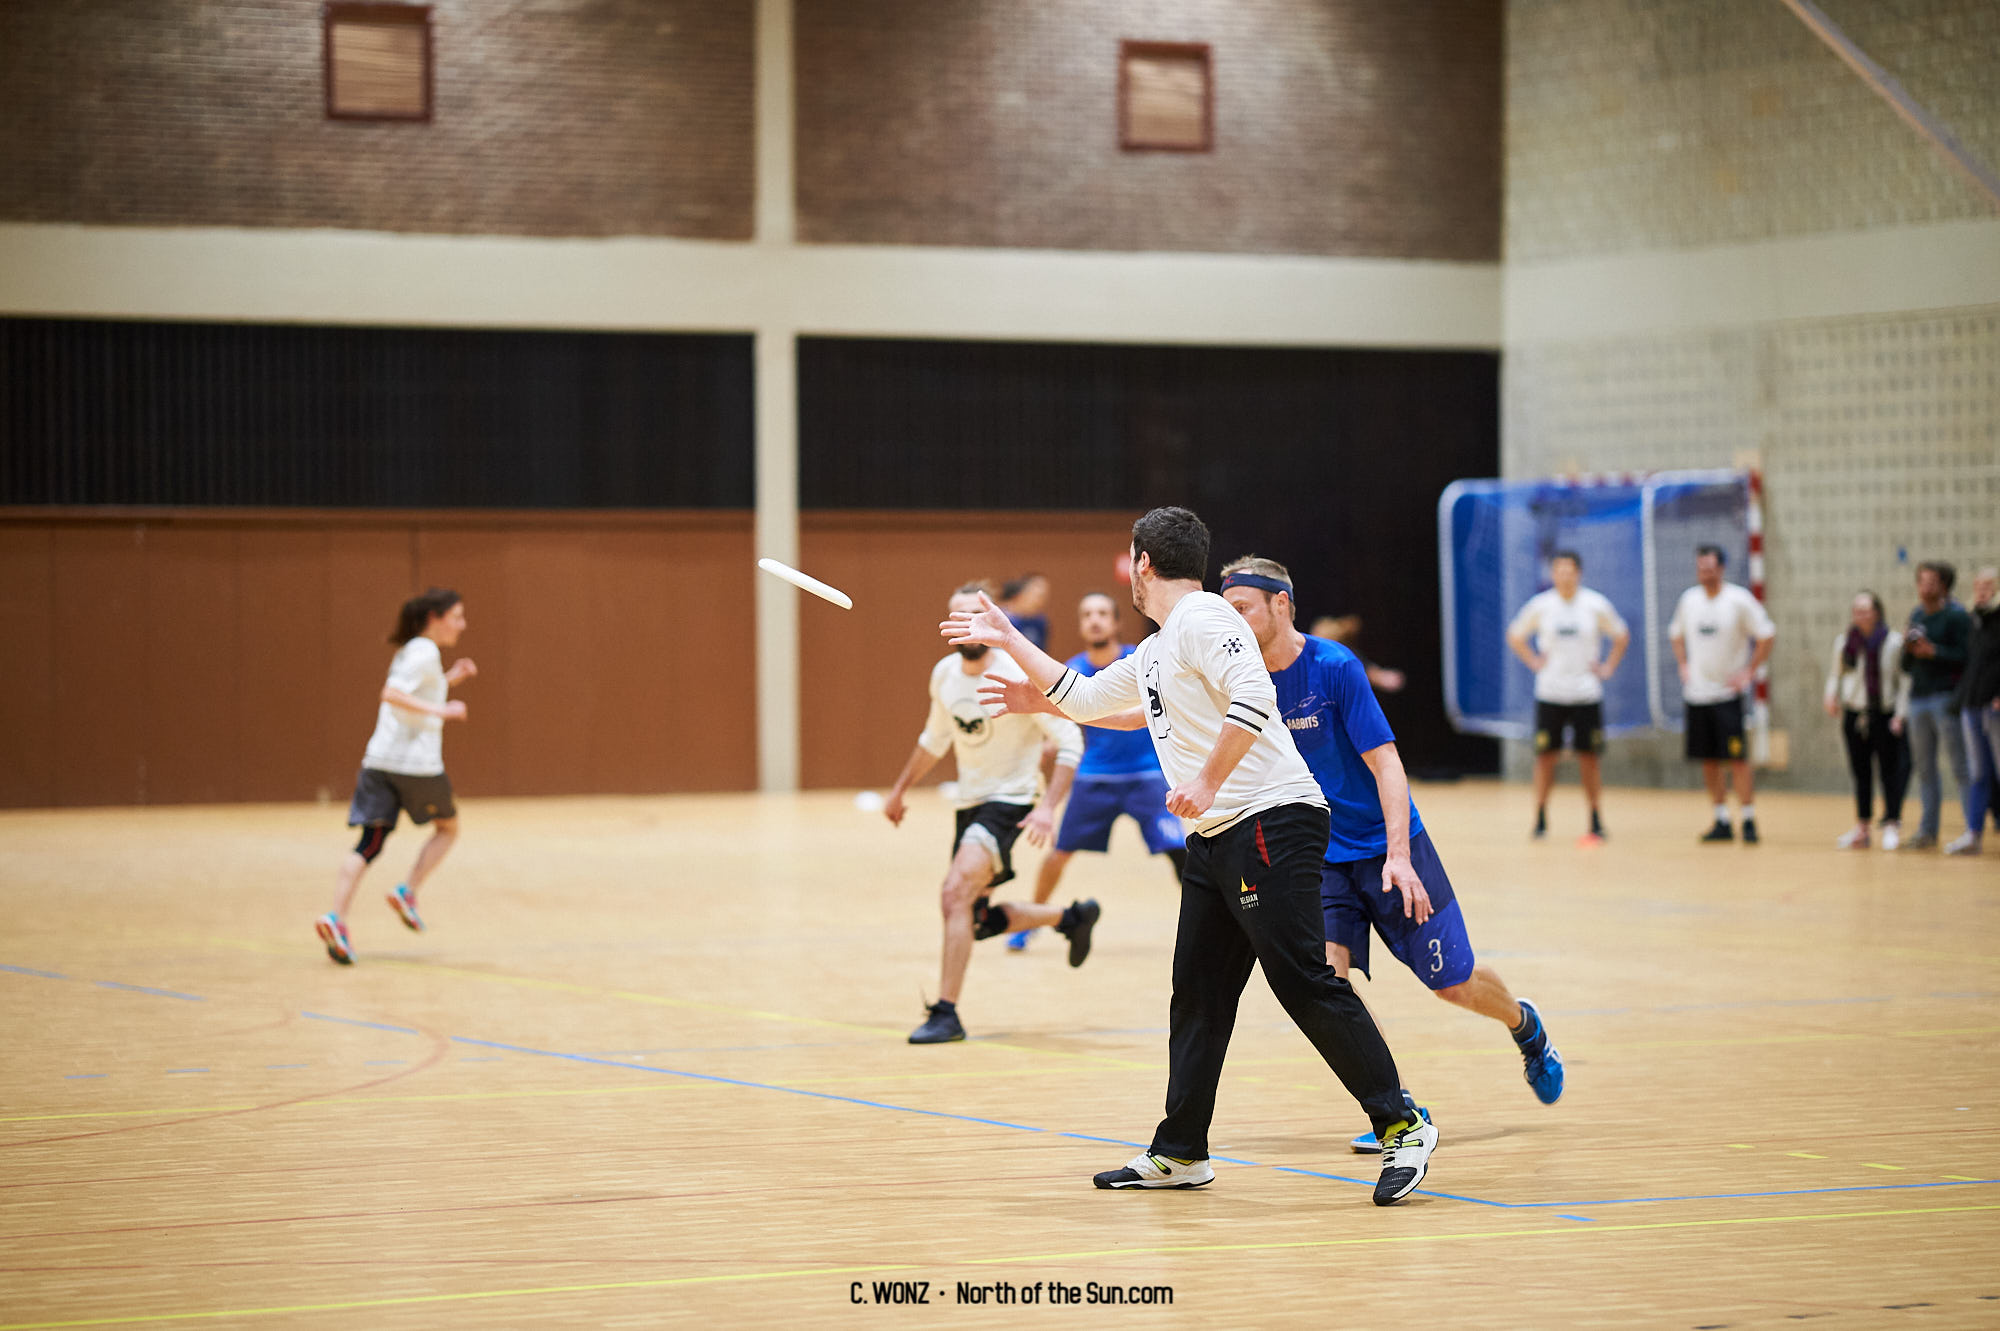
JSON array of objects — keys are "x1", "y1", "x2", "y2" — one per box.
[
  {"x1": 63, "y1": 1074, "x2": 106, "y2": 1080},
  {"x1": 1556, "y1": 1214, "x2": 1596, "y2": 1222},
  {"x1": 95, "y1": 980, "x2": 204, "y2": 1002},
  {"x1": 364, "y1": 1059, "x2": 407, "y2": 1066},
  {"x1": 12, "y1": 959, "x2": 1994, "y2": 1215},
  {"x1": 301, "y1": 1011, "x2": 420, "y2": 1034},
  {"x1": 0, "y1": 964, "x2": 69, "y2": 980},
  {"x1": 266, "y1": 1064, "x2": 310, "y2": 1070}
]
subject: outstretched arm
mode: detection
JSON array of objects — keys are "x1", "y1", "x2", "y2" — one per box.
[{"x1": 946, "y1": 593, "x2": 1140, "y2": 721}]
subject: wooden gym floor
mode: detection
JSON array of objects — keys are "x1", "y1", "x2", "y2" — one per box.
[{"x1": 2, "y1": 784, "x2": 1996, "y2": 1329}]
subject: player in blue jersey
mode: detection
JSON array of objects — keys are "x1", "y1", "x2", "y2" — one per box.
[
  {"x1": 1219, "y1": 556, "x2": 1564, "y2": 1150},
  {"x1": 1008, "y1": 593, "x2": 1187, "y2": 950}
]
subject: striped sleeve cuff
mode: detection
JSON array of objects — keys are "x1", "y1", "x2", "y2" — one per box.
[
  {"x1": 1046, "y1": 668, "x2": 1080, "y2": 705},
  {"x1": 1224, "y1": 700, "x2": 1267, "y2": 734}
]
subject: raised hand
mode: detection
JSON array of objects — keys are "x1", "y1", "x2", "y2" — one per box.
[
  {"x1": 940, "y1": 592, "x2": 1014, "y2": 649},
  {"x1": 977, "y1": 673, "x2": 1060, "y2": 718}
]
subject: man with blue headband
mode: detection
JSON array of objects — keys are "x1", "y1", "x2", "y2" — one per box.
[{"x1": 1219, "y1": 555, "x2": 1564, "y2": 1152}]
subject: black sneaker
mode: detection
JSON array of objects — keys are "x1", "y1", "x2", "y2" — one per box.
[
  {"x1": 908, "y1": 1001, "x2": 965, "y2": 1044},
  {"x1": 1060, "y1": 899, "x2": 1101, "y2": 968},
  {"x1": 1372, "y1": 1116, "x2": 1440, "y2": 1205},
  {"x1": 1700, "y1": 821, "x2": 1734, "y2": 843},
  {"x1": 1532, "y1": 809, "x2": 1547, "y2": 840},
  {"x1": 1741, "y1": 819, "x2": 1759, "y2": 845}
]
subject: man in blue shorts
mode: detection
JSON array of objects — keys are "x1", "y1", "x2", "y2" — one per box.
[
  {"x1": 1221, "y1": 556, "x2": 1564, "y2": 1151},
  {"x1": 1009, "y1": 593, "x2": 1186, "y2": 950}
]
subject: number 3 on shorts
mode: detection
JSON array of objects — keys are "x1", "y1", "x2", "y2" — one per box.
[{"x1": 1427, "y1": 938, "x2": 1444, "y2": 974}]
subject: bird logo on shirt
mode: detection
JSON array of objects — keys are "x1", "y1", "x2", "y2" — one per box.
[{"x1": 949, "y1": 705, "x2": 994, "y2": 747}]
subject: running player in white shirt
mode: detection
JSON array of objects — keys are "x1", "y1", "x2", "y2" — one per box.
[
  {"x1": 951, "y1": 508, "x2": 1438, "y2": 1206},
  {"x1": 315, "y1": 589, "x2": 477, "y2": 965},
  {"x1": 1506, "y1": 550, "x2": 1630, "y2": 841},
  {"x1": 884, "y1": 584, "x2": 1096, "y2": 1045},
  {"x1": 1668, "y1": 545, "x2": 1776, "y2": 843}
]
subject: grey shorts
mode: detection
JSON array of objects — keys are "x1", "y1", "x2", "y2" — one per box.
[{"x1": 347, "y1": 766, "x2": 456, "y2": 829}]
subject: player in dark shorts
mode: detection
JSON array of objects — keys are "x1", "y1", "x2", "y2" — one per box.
[
  {"x1": 316, "y1": 588, "x2": 476, "y2": 965},
  {"x1": 1506, "y1": 551, "x2": 1629, "y2": 841},
  {"x1": 883, "y1": 584, "x2": 1101, "y2": 1045},
  {"x1": 1222, "y1": 557, "x2": 1564, "y2": 1152},
  {"x1": 1008, "y1": 593, "x2": 1186, "y2": 951}
]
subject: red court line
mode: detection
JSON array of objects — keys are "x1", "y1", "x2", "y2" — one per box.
[{"x1": 0, "y1": 1028, "x2": 452, "y2": 1149}]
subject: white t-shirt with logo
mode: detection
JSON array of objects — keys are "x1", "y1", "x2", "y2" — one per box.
[
  {"x1": 1507, "y1": 587, "x2": 1629, "y2": 705},
  {"x1": 1044, "y1": 591, "x2": 1327, "y2": 837},
  {"x1": 1668, "y1": 582, "x2": 1776, "y2": 706},
  {"x1": 362, "y1": 637, "x2": 449, "y2": 776},
  {"x1": 919, "y1": 650, "x2": 1083, "y2": 809}
]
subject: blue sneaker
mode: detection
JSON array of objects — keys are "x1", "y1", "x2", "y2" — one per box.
[
  {"x1": 1350, "y1": 1104, "x2": 1431, "y2": 1154},
  {"x1": 385, "y1": 883, "x2": 424, "y2": 932},
  {"x1": 1005, "y1": 929, "x2": 1033, "y2": 952},
  {"x1": 1516, "y1": 998, "x2": 1564, "y2": 1104}
]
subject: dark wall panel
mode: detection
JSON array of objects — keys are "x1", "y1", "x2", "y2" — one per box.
[
  {"x1": 0, "y1": 318, "x2": 754, "y2": 509},
  {"x1": 800, "y1": 338, "x2": 1500, "y2": 775}
]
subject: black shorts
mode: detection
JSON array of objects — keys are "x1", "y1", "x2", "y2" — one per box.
[
  {"x1": 1684, "y1": 698, "x2": 1747, "y2": 761},
  {"x1": 1535, "y1": 701, "x2": 1604, "y2": 755},
  {"x1": 953, "y1": 801, "x2": 1031, "y2": 890},
  {"x1": 347, "y1": 766, "x2": 456, "y2": 829}
]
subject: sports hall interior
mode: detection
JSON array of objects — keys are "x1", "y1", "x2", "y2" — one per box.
[{"x1": 1, "y1": 2, "x2": 1995, "y2": 1327}]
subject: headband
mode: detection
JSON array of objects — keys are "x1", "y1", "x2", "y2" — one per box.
[{"x1": 1219, "y1": 571, "x2": 1293, "y2": 597}]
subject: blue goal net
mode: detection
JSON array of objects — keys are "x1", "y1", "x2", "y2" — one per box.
[{"x1": 1439, "y1": 471, "x2": 1752, "y2": 739}]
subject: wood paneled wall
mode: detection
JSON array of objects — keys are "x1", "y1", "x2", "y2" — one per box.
[
  {"x1": 0, "y1": 510, "x2": 757, "y2": 808},
  {"x1": 798, "y1": 510, "x2": 1141, "y2": 790}
]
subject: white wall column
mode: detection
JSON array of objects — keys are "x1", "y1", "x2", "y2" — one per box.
[{"x1": 753, "y1": 0, "x2": 800, "y2": 791}]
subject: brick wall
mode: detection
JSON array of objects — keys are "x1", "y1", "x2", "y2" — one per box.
[
  {"x1": 1508, "y1": 0, "x2": 2000, "y2": 261},
  {"x1": 794, "y1": 0, "x2": 1501, "y2": 260},
  {"x1": 0, "y1": 0, "x2": 753, "y2": 239}
]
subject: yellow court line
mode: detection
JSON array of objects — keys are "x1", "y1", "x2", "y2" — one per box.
[
  {"x1": 0, "y1": 1082, "x2": 699, "y2": 1124},
  {"x1": 0, "y1": 1104, "x2": 257, "y2": 1124},
  {"x1": 4, "y1": 1203, "x2": 1995, "y2": 1330}
]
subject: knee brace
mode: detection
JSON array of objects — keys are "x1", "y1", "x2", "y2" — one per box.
[
  {"x1": 354, "y1": 825, "x2": 392, "y2": 863},
  {"x1": 972, "y1": 895, "x2": 1011, "y2": 941}
]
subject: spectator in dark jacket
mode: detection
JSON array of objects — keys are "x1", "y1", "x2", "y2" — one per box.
[
  {"x1": 1902, "y1": 561, "x2": 1973, "y2": 851},
  {"x1": 1956, "y1": 567, "x2": 2000, "y2": 851}
]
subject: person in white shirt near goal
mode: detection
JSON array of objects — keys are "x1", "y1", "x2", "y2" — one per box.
[
  {"x1": 884, "y1": 583, "x2": 1098, "y2": 1046},
  {"x1": 1506, "y1": 550, "x2": 1630, "y2": 841},
  {"x1": 952, "y1": 508, "x2": 1439, "y2": 1207},
  {"x1": 315, "y1": 588, "x2": 477, "y2": 966},
  {"x1": 1669, "y1": 545, "x2": 1777, "y2": 844}
]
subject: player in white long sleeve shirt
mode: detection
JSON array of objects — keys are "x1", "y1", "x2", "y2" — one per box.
[
  {"x1": 947, "y1": 508, "x2": 1438, "y2": 1206},
  {"x1": 885, "y1": 585, "x2": 1097, "y2": 1046}
]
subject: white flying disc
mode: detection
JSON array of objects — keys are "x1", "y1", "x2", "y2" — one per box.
[{"x1": 758, "y1": 557, "x2": 854, "y2": 609}]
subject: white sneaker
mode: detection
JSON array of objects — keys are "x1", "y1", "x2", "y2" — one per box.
[
  {"x1": 1944, "y1": 833, "x2": 1983, "y2": 856},
  {"x1": 1880, "y1": 824, "x2": 1901, "y2": 851},
  {"x1": 1372, "y1": 1117, "x2": 1440, "y2": 1205},
  {"x1": 1835, "y1": 827, "x2": 1869, "y2": 850},
  {"x1": 1092, "y1": 1151, "x2": 1215, "y2": 1190}
]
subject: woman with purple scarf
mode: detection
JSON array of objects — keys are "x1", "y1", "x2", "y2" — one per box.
[{"x1": 1823, "y1": 591, "x2": 1911, "y2": 849}]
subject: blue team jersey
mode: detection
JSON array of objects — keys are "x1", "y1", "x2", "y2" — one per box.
[
  {"x1": 1271, "y1": 636, "x2": 1424, "y2": 861},
  {"x1": 1069, "y1": 646, "x2": 1164, "y2": 778}
]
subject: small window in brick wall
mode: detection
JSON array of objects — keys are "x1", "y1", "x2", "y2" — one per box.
[
  {"x1": 324, "y1": 3, "x2": 433, "y2": 121},
  {"x1": 1119, "y1": 41, "x2": 1212, "y2": 152}
]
